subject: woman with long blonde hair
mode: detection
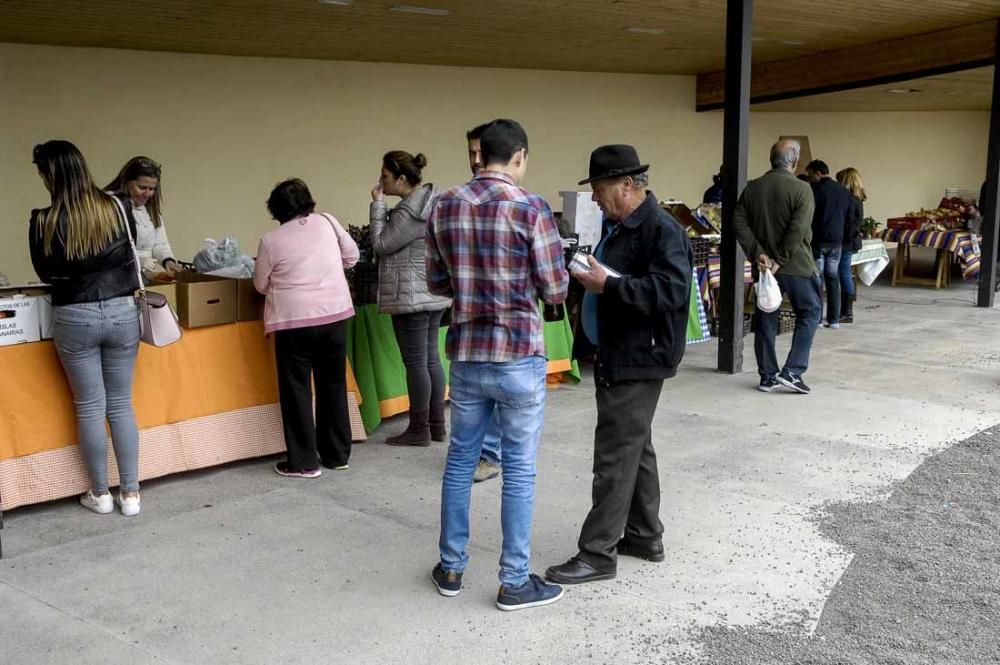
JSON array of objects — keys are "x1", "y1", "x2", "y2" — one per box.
[
  {"x1": 835, "y1": 167, "x2": 866, "y2": 323},
  {"x1": 30, "y1": 140, "x2": 143, "y2": 516}
]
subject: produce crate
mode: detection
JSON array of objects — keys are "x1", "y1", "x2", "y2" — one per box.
[
  {"x1": 691, "y1": 236, "x2": 717, "y2": 269},
  {"x1": 742, "y1": 309, "x2": 796, "y2": 336},
  {"x1": 886, "y1": 217, "x2": 923, "y2": 231},
  {"x1": 347, "y1": 262, "x2": 379, "y2": 306}
]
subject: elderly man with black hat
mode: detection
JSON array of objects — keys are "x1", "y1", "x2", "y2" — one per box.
[{"x1": 546, "y1": 145, "x2": 693, "y2": 585}]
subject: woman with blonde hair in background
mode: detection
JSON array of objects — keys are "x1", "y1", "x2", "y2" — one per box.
[
  {"x1": 836, "y1": 167, "x2": 866, "y2": 323},
  {"x1": 105, "y1": 156, "x2": 181, "y2": 277},
  {"x1": 29, "y1": 140, "x2": 143, "y2": 516}
]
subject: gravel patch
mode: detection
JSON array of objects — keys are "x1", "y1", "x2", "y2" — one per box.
[{"x1": 695, "y1": 425, "x2": 1000, "y2": 665}]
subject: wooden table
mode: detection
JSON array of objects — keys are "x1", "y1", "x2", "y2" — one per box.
[{"x1": 882, "y1": 229, "x2": 980, "y2": 290}]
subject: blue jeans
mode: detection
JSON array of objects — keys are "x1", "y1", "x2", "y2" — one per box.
[
  {"x1": 52, "y1": 297, "x2": 141, "y2": 493},
  {"x1": 439, "y1": 355, "x2": 547, "y2": 586},
  {"x1": 838, "y1": 249, "x2": 855, "y2": 305},
  {"x1": 815, "y1": 244, "x2": 842, "y2": 325},
  {"x1": 753, "y1": 273, "x2": 822, "y2": 379},
  {"x1": 480, "y1": 410, "x2": 502, "y2": 465}
]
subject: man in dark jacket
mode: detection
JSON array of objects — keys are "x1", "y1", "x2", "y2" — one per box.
[
  {"x1": 546, "y1": 145, "x2": 693, "y2": 585},
  {"x1": 734, "y1": 139, "x2": 820, "y2": 394},
  {"x1": 807, "y1": 159, "x2": 855, "y2": 328}
]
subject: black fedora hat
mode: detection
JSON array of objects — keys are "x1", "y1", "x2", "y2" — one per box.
[{"x1": 578, "y1": 144, "x2": 649, "y2": 185}]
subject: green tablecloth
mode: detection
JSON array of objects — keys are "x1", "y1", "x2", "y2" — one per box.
[{"x1": 346, "y1": 304, "x2": 581, "y2": 433}]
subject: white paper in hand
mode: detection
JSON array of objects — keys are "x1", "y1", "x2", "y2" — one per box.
[{"x1": 755, "y1": 268, "x2": 782, "y2": 313}]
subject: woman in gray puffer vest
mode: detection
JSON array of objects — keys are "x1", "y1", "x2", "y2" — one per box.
[{"x1": 370, "y1": 150, "x2": 452, "y2": 446}]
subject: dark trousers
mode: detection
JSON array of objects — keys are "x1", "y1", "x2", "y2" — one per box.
[
  {"x1": 753, "y1": 273, "x2": 822, "y2": 379},
  {"x1": 274, "y1": 320, "x2": 351, "y2": 470},
  {"x1": 577, "y1": 378, "x2": 665, "y2": 570},
  {"x1": 391, "y1": 309, "x2": 446, "y2": 412}
]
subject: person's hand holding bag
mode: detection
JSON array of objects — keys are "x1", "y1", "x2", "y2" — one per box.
[{"x1": 755, "y1": 267, "x2": 782, "y2": 313}]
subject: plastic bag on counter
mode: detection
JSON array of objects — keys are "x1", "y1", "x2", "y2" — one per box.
[{"x1": 194, "y1": 237, "x2": 255, "y2": 277}]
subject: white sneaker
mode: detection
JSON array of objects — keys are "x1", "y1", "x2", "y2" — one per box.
[
  {"x1": 80, "y1": 490, "x2": 113, "y2": 514},
  {"x1": 116, "y1": 491, "x2": 141, "y2": 517}
]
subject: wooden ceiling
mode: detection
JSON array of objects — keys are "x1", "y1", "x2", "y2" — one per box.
[
  {"x1": 756, "y1": 67, "x2": 995, "y2": 112},
  {"x1": 1, "y1": 0, "x2": 999, "y2": 76}
]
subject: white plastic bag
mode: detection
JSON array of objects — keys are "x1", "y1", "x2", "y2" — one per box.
[
  {"x1": 755, "y1": 268, "x2": 782, "y2": 313},
  {"x1": 194, "y1": 237, "x2": 256, "y2": 277}
]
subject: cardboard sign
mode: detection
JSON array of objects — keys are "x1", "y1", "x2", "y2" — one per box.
[
  {"x1": 560, "y1": 191, "x2": 603, "y2": 251},
  {"x1": 0, "y1": 294, "x2": 41, "y2": 346}
]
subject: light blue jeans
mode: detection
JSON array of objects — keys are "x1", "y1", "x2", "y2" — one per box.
[
  {"x1": 815, "y1": 244, "x2": 843, "y2": 325},
  {"x1": 439, "y1": 355, "x2": 547, "y2": 586},
  {"x1": 480, "y1": 410, "x2": 502, "y2": 465},
  {"x1": 53, "y1": 297, "x2": 141, "y2": 493}
]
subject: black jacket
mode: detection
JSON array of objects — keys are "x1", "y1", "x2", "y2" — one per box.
[
  {"x1": 844, "y1": 196, "x2": 864, "y2": 251},
  {"x1": 810, "y1": 178, "x2": 854, "y2": 249},
  {"x1": 573, "y1": 192, "x2": 693, "y2": 384},
  {"x1": 29, "y1": 194, "x2": 140, "y2": 306}
]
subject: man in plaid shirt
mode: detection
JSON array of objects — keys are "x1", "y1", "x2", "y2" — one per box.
[{"x1": 426, "y1": 118, "x2": 568, "y2": 611}]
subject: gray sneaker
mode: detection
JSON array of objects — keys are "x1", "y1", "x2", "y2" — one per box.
[{"x1": 473, "y1": 459, "x2": 500, "y2": 483}]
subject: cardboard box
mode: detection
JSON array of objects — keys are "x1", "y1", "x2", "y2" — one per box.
[
  {"x1": 174, "y1": 273, "x2": 237, "y2": 329},
  {"x1": 144, "y1": 282, "x2": 178, "y2": 312},
  {"x1": 0, "y1": 293, "x2": 41, "y2": 346},
  {"x1": 236, "y1": 278, "x2": 265, "y2": 322}
]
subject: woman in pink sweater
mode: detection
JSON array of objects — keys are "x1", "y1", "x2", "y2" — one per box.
[{"x1": 255, "y1": 178, "x2": 360, "y2": 478}]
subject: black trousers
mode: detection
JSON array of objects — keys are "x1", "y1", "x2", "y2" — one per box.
[
  {"x1": 577, "y1": 378, "x2": 664, "y2": 570},
  {"x1": 274, "y1": 320, "x2": 351, "y2": 470}
]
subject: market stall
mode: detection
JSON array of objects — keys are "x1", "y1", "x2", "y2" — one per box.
[
  {"x1": 346, "y1": 303, "x2": 583, "y2": 433},
  {"x1": 0, "y1": 321, "x2": 366, "y2": 513},
  {"x1": 883, "y1": 228, "x2": 980, "y2": 288},
  {"x1": 883, "y1": 196, "x2": 982, "y2": 289}
]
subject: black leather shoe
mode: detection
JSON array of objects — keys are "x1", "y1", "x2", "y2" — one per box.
[
  {"x1": 616, "y1": 538, "x2": 665, "y2": 563},
  {"x1": 545, "y1": 556, "x2": 616, "y2": 585}
]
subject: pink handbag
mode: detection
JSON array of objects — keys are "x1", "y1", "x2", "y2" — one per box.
[{"x1": 110, "y1": 196, "x2": 183, "y2": 347}]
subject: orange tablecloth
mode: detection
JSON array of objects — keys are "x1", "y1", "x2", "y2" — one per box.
[{"x1": 0, "y1": 321, "x2": 360, "y2": 461}]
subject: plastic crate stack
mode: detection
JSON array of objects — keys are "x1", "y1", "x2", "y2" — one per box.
[
  {"x1": 743, "y1": 309, "x2": 796, "y2": 336},
  {"x1": 690, "y1": 236, "x2": 716, "y2": 269}
]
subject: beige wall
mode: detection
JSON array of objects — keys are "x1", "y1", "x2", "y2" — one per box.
[{"x1": 0, "y1": 42, "x2": 989, "y2": 283}]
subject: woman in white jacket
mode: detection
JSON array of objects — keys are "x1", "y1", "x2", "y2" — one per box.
[{"x1": 105, "y1": 156, "x2": 180, "y2": 275}]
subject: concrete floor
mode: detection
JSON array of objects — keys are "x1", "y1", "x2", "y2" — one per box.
[{"x1": 3, "y1": 261, "x2": 1000, "y2": 665}]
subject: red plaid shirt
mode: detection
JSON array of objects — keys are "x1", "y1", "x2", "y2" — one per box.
[{"x1": 427, "y1": 171, "x2": 568, "y2": 362}]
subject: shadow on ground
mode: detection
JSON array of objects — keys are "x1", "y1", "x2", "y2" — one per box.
[{"x1": 696, "y1": 426, "x2": 1000, "y2": 665}]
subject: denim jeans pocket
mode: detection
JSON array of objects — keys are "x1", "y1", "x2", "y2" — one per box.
[
  {"x1": 109, "y1": 317, "x2": 141, "y2": 349},
  {"x1": 496, "y1": 357, "x2": 546, "y2": 408},
  {"x1": 53, "y1": 319, "x2": 95, "y2": 354}
]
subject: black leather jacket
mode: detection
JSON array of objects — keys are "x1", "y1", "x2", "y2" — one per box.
[
  {"x1": 573, "y1": 192, "x2": 693, "y2": 384},
  {"x1": 29, "y1": 194, "x2": 140, "y2": 306}
]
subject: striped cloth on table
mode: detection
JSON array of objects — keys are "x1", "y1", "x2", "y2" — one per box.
[{"x1": 881, "y1": 228, "x2": 980, "y2": 280}]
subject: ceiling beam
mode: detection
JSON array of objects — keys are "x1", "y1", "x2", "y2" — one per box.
[{"x1": 696, "y1": 19, "x2": 998, "y2": 112}]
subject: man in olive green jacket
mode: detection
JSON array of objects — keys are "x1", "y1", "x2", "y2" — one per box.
[{"x1": 733, "y1": 139, "x2": 822, "y2": 395}]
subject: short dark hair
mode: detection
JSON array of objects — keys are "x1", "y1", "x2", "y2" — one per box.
[
  {"x1": 466, "y1": 123, "x2": 490, "y2": 141},
  {"x1": 479, "y1": 119, "x2": 529, "y2": 167},
  {"x1": 806, "y1": 160, "x2": 830, "y2": 176},
  {"x1": 267, "y1": 178, "x2": 316, "y2": 223}
]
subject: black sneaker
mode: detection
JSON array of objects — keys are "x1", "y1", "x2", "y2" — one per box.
[
  {"x1": 496, "y1": 574, "x2": 565, "y2": 612},
  {"x1": 758, "y1": 376, "x2": 780, "y2": 393},
  {"x1": 431, "y1": 563, "x2": 463, "y2": 597},
  {"x1": 274, "y1": 462, "x2": 321, "y2": 478},
  {"x1": 777, "y1": 370, "x2": 811, "y2": 394}
]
